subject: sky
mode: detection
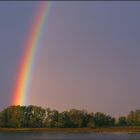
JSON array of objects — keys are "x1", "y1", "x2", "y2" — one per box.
[{"x1": 0, "y1": 1, "x2": 140, "y2": 117}]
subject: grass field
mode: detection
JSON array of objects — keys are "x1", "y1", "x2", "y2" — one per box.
[{"x1": 0, "y1": 127, "x2": 140, "y2": 133}]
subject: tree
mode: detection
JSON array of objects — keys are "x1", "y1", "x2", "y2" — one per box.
[
  {"x1": 118, "y1": 116, "x2": 127, "y2": 126},
  {"x1": 68, "y1": 109, "x2": 84, "y2": 128},
  {"x1": 58, "y1": 111, "x2": 72, "y2": 128},
  {"x1": 93, "y1": 112, "x2": 115, "y2": 127},
  {"x1": 45, "y1": 108, "x2": 59, "y2": 128},
  {"x1": 0, "y1": 105, "x2": 21, "y2": 127},
  {"x1": 127, "y1": 110, "x2": 140, "y2": 126},
  {"x1": 24, "y1": 105, "x2": 46, "y2": 128}
]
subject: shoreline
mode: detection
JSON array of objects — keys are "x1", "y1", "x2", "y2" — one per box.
[{"x1": 0, "y1": 127, "x2": 140, "y2": 133}]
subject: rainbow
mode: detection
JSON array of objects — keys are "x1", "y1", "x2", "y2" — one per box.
[{"x1": 12, "y1": 2, "x2": 50, "y2": 105}]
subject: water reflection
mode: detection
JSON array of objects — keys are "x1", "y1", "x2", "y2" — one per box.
[{"x1": 0, "y1": 132, "x2": 140, "y2": 140}]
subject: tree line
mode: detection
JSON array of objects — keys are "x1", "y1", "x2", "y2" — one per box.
[{"x1": 0, "y1": 105, "x2": 139, "y2": 128}]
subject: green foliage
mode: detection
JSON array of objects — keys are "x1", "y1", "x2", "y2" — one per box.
[
  {"x1": 0, "y1": 106, "x2": 140, "y2": 128},
  {"x1": 0, "y1": 105, "x2": 21, "y2": 127},
  {"x1": 58, "y1": 111, "x2": 73, "y2": 128},
  {"x1": 127, "y1": 110, "x2": 140, "y2": 126},
  {"x1": 87, "y1": 119, "x2": 95, "y2": 128},
  {"x1": 45, "y1": 108, "x2": 59, "y2": 128},
  {"x1": 93, "y1": 112, "x2": 115, "y2": 127},
  {"x1": 23, "y1": 105, "x2": 46, "y2": 128},
  {"x1": 118, "y1": 116, "x2": 127, "y2": 126},
  {"x1": 0, "y1": 105, "x2": 46, "y2": 128}
]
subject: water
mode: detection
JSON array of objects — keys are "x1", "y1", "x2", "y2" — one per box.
[{"x1": 0, "y1": 132, "x2": 140, "y2": 140}]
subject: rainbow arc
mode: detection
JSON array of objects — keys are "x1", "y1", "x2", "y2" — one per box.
[{"x1": 12, "y1": 2, "x2": 50, "y2": 105}]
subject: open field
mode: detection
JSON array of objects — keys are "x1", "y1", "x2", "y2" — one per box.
[{"x1": 0, "y1": 127, "x2": 140, "y2": 133}]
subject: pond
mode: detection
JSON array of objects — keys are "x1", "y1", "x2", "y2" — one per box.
[{"x1": 0, "y1": 132, "x2": 140, "y2": 140}]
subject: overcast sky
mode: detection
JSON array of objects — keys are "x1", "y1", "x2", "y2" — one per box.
[{"x1": 0, "y1": 1, "x2": 140, "y2": 117}]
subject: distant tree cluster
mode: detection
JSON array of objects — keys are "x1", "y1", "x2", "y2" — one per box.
[
  {"x1": 0, "y1": 105, "x2": 139, "y2": 128},
  {"x1": 118, "y1": 110, "x2": 140, "y2": 126}
]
